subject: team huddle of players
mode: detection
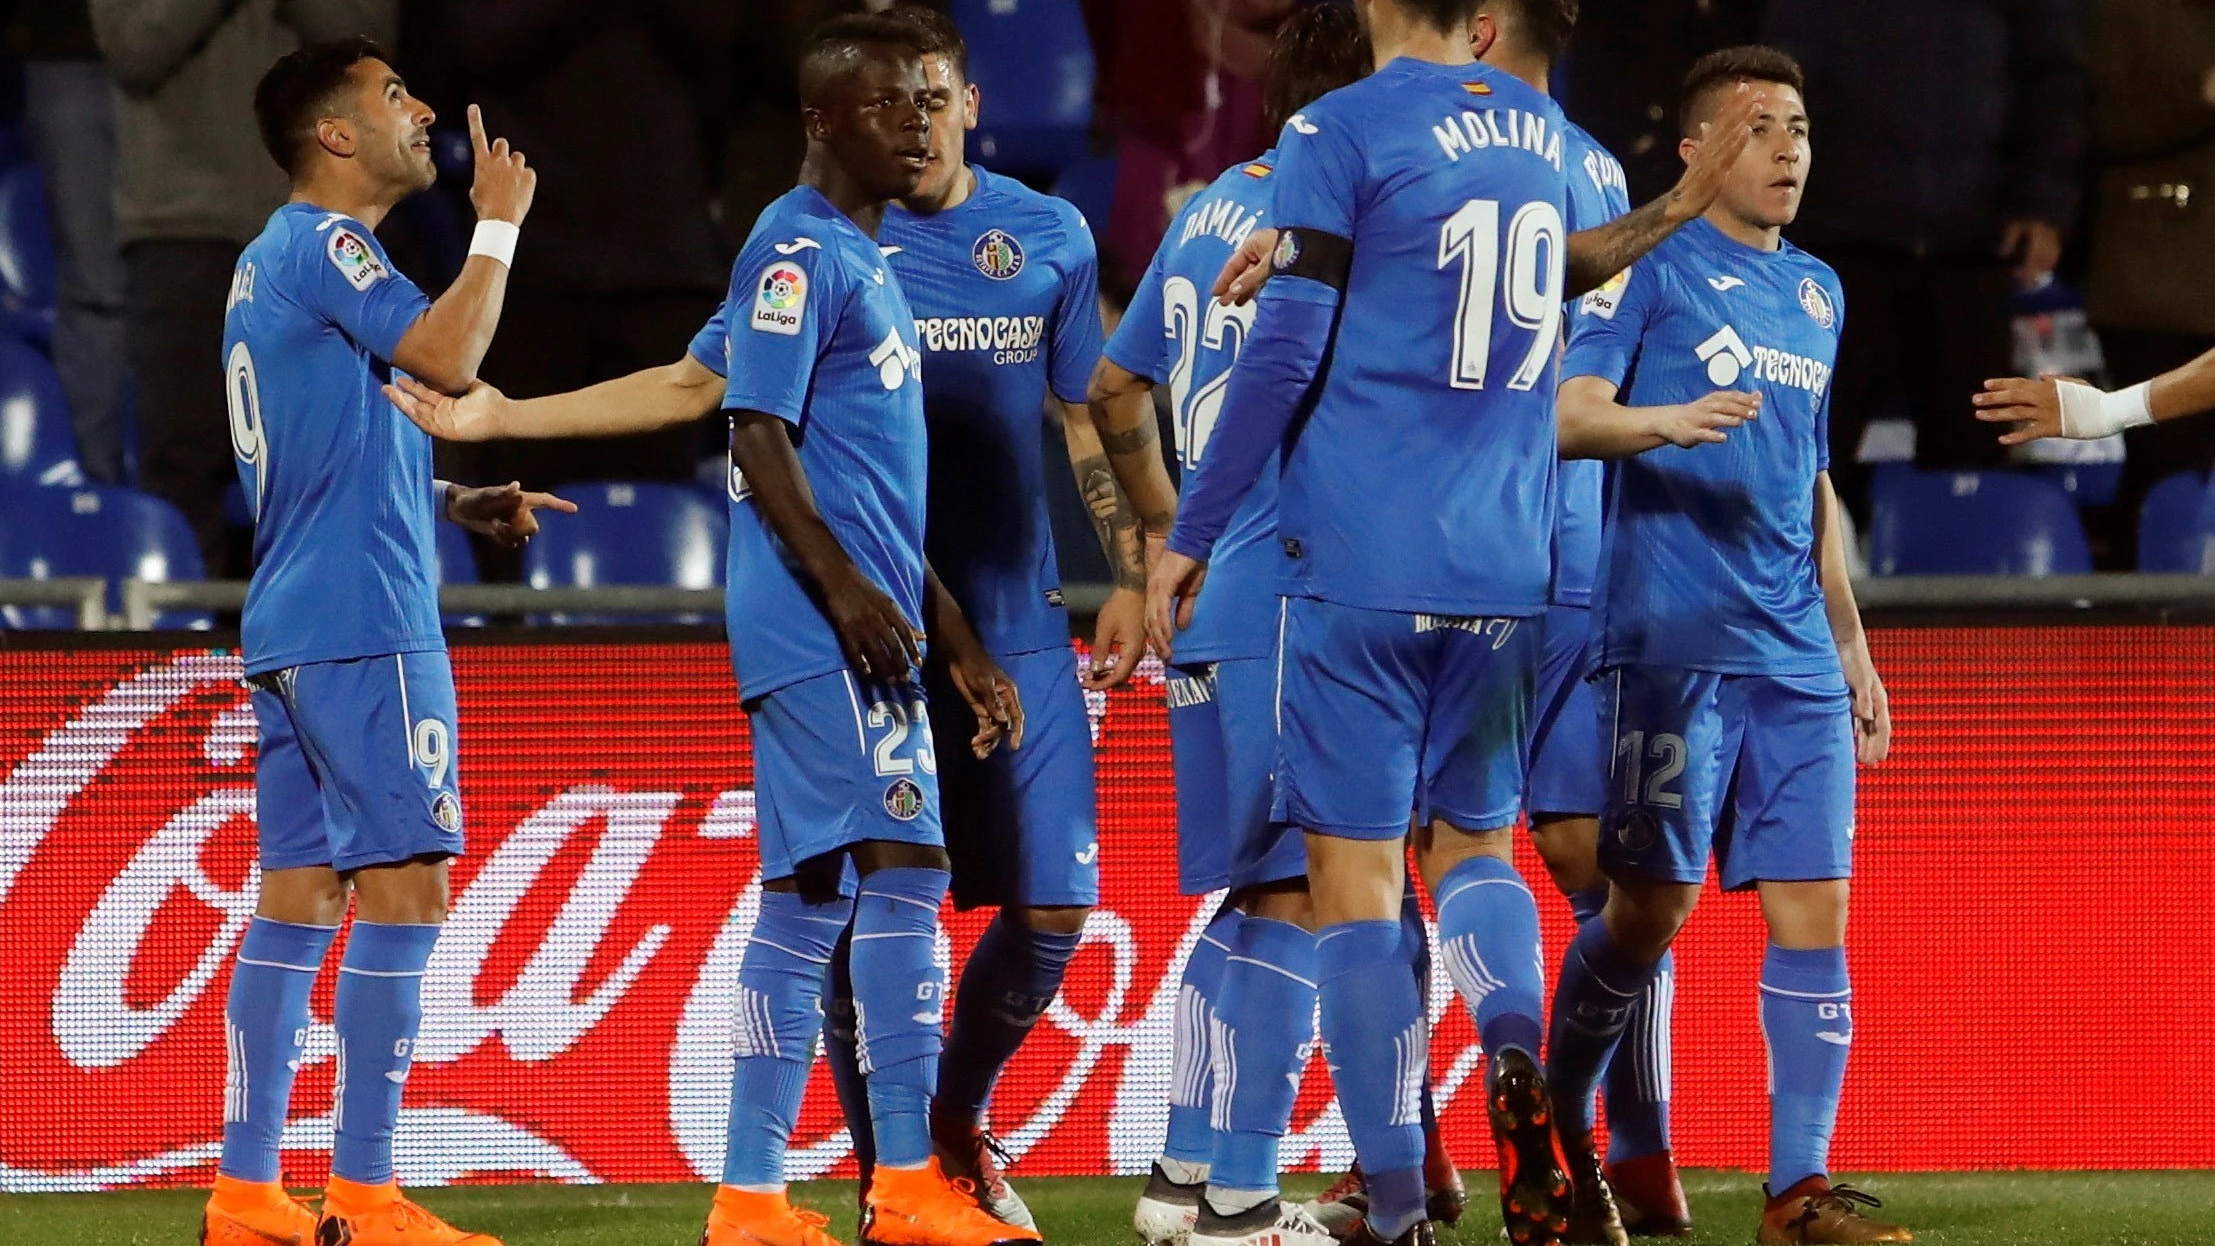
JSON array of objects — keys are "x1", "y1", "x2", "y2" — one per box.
[{"x1": 196, "y1": 2, "x2": 1970, "y2": 1246}]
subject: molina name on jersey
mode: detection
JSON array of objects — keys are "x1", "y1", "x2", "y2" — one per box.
[
  {"x1": 1105, "y1": 154, "x2": 1279, "y2": 665},
  {"x1": 1562, "y1": 216, "x2": 1846, "y2": 676},
  {"x1": 221, "y1": 204, "x2": 438, "y2": 676},
  {"x1": 1267, "y1": 59, "x2": 1571, "y2": 617},
  {"x1": 879, "y1": 167, "x2": 1103, "y2": 658},
  {"x1": 698, "y1": 185, "x2": 929, "y2": 701}
]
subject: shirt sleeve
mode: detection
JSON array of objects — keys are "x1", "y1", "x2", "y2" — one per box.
[
  {"x1": 296, "y1": 215, "x2": 430, "y2": 363},
  {"x1": 1817, "y1": 280, "x2": 1844, "y2": 472},
  {"x1": 688, "y1": 305, "x2": 730, "y2": 377},
  {"x1": 719, "y1": 233, "x2": 847, "y2": 426},
  {"x1": 1102, "y1": 233, "x2": 1174, "y2": 384},
  {"x1": 1045, "y1": 208, "x2": 1105, "y2": 404},
  {"x1": 1559, "y1": 255, "x2": 1658, "y2": 389},
  {"x1": 1268, "y1": 101, "x2": 1364, "y2": 240}
]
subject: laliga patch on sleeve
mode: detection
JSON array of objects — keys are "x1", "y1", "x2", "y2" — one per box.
[
  {"x1": 326, "y1": 226, "x2": 389, "y2": 291},
  {"x1": 752, "y1": 261, "x2": 808, "y2": 336},
  {"x1": 1580, "y1": 265, "x2": 1630, "y2": 319}
]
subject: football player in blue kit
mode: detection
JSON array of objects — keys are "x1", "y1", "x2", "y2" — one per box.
[
  {"x1": 1089, "y1": 12, "x2": 1384, "y2": 1246},
  {"x1": 208, "y1": 37, "x2": 562, "y2": 1246},
  {"x1": 1548, "y1": 47, "x2": 1909, "y2": 1246},
  {"x1": 1146, "y1": 0, "x2": 1584, "y2": 1241},
  {"x1": 803, "y1": 9, "x2": 1123, "y2": 1228},
  {"x1": 389, "y1": 19, "x2": 1036, "y2": 1246}
]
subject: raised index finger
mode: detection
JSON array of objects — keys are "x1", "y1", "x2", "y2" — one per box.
[
  {"x1": 525, "y1": 492, "x2": 580, "y2": 514},
  {"x1": 467, "y1": 103, "x2": 489, "y2": 156}
]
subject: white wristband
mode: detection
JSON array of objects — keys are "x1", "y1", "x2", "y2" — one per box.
[
  {"x1": 2055, "y1": 379, "x2": 2152, "y2": 440},
  {"x1": 468, "y1": 219, "x2": 520, "y2": 267}
]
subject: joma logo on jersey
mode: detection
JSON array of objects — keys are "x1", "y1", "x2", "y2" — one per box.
[
  {"x1": 1431, "y1": 107, "x2": 1565, "y2": 171},
  {"x1": 914, "y1": 315, "x2": 1045, "y2": 362},
  {"x1": 1695, "y1": 324, "x2": 1831, "y2": 395},
  {"x1": 751, "y1": 261, "x2": 808, "y2": 336}
]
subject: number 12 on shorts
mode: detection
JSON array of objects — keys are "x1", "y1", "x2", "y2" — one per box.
[{"x1": 1616, "y1": 729, "x2": 1686, "y2": 810}]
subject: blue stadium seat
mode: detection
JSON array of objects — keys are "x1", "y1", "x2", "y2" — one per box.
[
  {"x1": 521, "y1": 481, "x2": 726, "y2": 623},
  {"x1": 1869, "y1": 468, "x2": 2091, "y2": 576},
  {"x1": 1050, "y1": 155, "x2": 1117, "y2": 237},
  {"x1": 0, "y1": 163, "x2": 56, "y2": 344},
  {"x1": 434, "y1": 520, "x2": 487, "y2": 628},
  {"x1": 0, "y1": 336, "x2": 78, "y2": 484},
  {"x1": 0, "y1": 485, "x2": 209, "y2": 628},
  {"x1": 2137, "y1": 471, "x2": 2207, "y2": 573},
  {"x1": 2036, "y1": 461, "x2": 2123, "y2": 507},
  {"x1": 956, "y1": 0, "x2": 1096, "y2": 174}
]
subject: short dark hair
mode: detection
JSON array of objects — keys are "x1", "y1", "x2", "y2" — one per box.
[
  {"x1": 1399, "y1": 0, "x2": 1485, "y2": 35},
  {"x1": 253, "y1": 36, "x2": 388, "y2": 177},
  {"x1": 1679, "y1": 45, "x2": 1805, "y2": 136},
  {"x1": 1263, "y1": 3, "x2": 1372, "y2": 135},
  {"x1": 799, "y1": 14, "x2": 931, "y2": 107},
  {"x1": 1480, "y1": 0, "x2": 1579, "y2": 65},
  {"x1": 883, "y1": 4, "x2": 968, "y2": 84}
]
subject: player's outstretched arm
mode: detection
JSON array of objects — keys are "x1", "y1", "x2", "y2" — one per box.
[
  {"x1": 385, "y1": 355, "x2": 724, "y2": 442},
  {"x1": 1066, "y1": 376, "x2": 1166, "y2": 690},
  {"x1": 730, "y1": 411, "x2": 922, "y2": 683},
  {"x1": 390, "y1": 105, "x2": 535, "y2": 394},
  {"x1": 923, "y1": 565, "x2": 1025, "y2": 759},
  {"x1": 1556, "y1": 374, "x2": 1761, "y2": 460},
  {"x1": 1816, "y1": 471, "x2": 1889, "y2": 766},
  {"x1": 1563, "y1": 84, "x2": 1764, "y2": 299},
  {"x1": 435, "y1": 480, "x2": 578, "y2": 547},
  {"x1": 1974, "y1": 345, "x2": 2215, "y2": 445}
]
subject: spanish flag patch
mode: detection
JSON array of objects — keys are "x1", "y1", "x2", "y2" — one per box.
[
  {"x1": 1242, "y1": 162, "x2": 1273, "y2": 178},
  {"x1": 1462, "y1": 81, "x2": 1493, "y2": 96}
]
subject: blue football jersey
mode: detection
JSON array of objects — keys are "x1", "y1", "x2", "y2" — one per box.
[
  {"x1": 1555, "y1": 120, "x2": 1633, "y2": 608},
  {"x1": 1269, "y1": 59, "x2": 1570, "y2": 616},
  {"x1": 879, "y1": 168, "x2": 1103, "y2": 657},
  {"x1": 222, "y1": 204, "x2": 438, "y2": 676},
  {"x1": 705, "y1": 186, "x2": 929, "y2": 701},
  {"x1": 1562, "y1": 216, "x2": 1845, "y2": 676},
  {"x1": 1106, "y1": 154, "x2": 1278, "y2": 664}
]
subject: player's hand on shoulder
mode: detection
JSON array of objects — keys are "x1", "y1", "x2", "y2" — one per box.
[
  {"x1": 1084, "y1": 586, "x2": 1149, "y2": 690},
  {"x1": 1654, "y1": 390, "x2": 1761, "y2": 448},
  {"x1": 1213, "y1": 227, "x2": 1279, "y2": 307},
  {"x1": 386, "y1": 375, "x2": 509, "y2": 442},
  {"x1": 824, "y1": 566, "x2": 925, "y2": 685},
  {"x1": 466, "y1": 103, "x2": 536, "y2": 227},
  {"x1": 1972, "y1": 375, "x2": 2065, "y2": 445},
  {"x1": 1840, "y1": 635, "x2": 1891, "y2": 766},
  {"x1": 446, "y1": 480, "x2": 578, "y2": 549},
  {"x1": 1144, "y1": 549, "x2": 1207, "y2": 660}
]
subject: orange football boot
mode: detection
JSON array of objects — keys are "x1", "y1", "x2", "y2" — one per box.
[
  {"x1": 1757, "y1": 1178, "x2": 1912, "y2": 1244},
  {"x1": 201, "y1": 1174, "x2": 318, "y2": 1246},
  {"x1": 315, "y1": 1176, "x2": 501, "y2": 1246},
  {"x1": 862, "y1": 1158, "x2": 1043, "y2": 1246},
  {"x1": 702, "y1": 1186, "x2": 848, "y2": 1246}
]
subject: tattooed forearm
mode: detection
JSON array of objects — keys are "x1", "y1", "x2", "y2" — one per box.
[
  {"x1": 1076, "y1": 454, "x2": 1148, "y2": 590},
  {"x1": 1564, "y1": 195, "x2": 1677, "y2": 298},
  {"x1": 1098, "y1": 417, "x2": 1175, "y2": 534}
]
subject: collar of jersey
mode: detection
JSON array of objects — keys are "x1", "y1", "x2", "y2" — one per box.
[{"x1": 1685, "y1": 214, "x2": 1792, "y2": 263}]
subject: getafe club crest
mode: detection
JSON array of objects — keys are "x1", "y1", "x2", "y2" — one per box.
[
  {"x1": 883, "y1": 777, "x2": 926, "y2": 821},
  {"x1": 1798, "y1": 276, "x2": 1836, "y2": 329},
  {"x1": 433, "y1": 791, "x2": 463, "y2": 834},
  {"x1": 972, "y1": 229, "x2": 1025, "y2": 281}
]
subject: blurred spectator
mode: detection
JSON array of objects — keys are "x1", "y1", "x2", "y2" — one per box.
[
  {"x1": 1082, "y1": 0, "x2": 1293, "y2": 299},
  {"x1": 1557, "y1": 0, "x2": 1763, "y2": 205},
  {"x1": 432, "y1": 0, "x2": 737, "y2": 541},
  {"x1": 1764, "y1": 0, "x2": 2088, "y2": 516},
  {"x1": 11, "y1": 0, "x2": 129, "y2": 484},
  {"x1": 2084, "y1": 0, "x2": 2215, "y2": 548},
  {"x1": 89, "y1": 0, "x2": 397, "y2": 578}
]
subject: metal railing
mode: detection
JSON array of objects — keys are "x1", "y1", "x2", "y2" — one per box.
[{"x1": 4, "y1": 575, "x2": 2214, "y2": 632}]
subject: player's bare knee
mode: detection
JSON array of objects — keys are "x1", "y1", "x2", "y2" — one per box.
[
  {"x1": 347, "y1": 855, "x2": 452, "y2": 925},
  {"x1": 255, "y1": 864, "x2": 349, "y2": 926},
  {"x1": 851, "y1": 838, "x2": 952, "y2": 876},
  {"x1": 1529, "y1": 814, "x2": 1603, "y2": 896},
  {"x1": 1602, "y1": 876, "x2": 1698, "y2": 959},
  {"x1": 1303, "y1": 832, "x2": 1404, "y2": 926},
  {"x1": 1015, "y1": 904, "x2": 1091, "y2": 936},
  {"x1": 1235, "y1": 880, "x2": 1316, "y2": 931},
  {"x1": 1413, "y1": 818, "x2": 1514, "y2": 893},
  {"x1": 1757, "y1": 878, "x2": 1849, "y2": 949}
]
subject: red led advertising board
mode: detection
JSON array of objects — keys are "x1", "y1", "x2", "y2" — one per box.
[{"x1": 3, "y1": 629, "x2": 2210, "y2": 1190}]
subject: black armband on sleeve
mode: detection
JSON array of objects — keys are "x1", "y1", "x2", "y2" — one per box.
[{"x1": 1270, "y1": 227, "x2": 1353, "y2": 290}]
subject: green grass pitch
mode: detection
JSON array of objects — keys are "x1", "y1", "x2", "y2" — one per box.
[{"x1": 8, "y1": 1171, "x2": 2214, "y2": 1245}]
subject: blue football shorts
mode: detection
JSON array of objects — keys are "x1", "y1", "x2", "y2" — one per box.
[
  {"x1": 1596, "y1": 663, "x2": 1856, "y2": 892},
  {"x1": 747, "y1": 668, "x2": 944, "y2": 884},
  {"x1": 1168, "y1": 653, "x2": 1302, "y2": 895},
  {"x1": 252, "y1": 649, "x2": 464, "y2": 873},
  {"x1": 928, "y1": 645, "x2": 1100, "y2": 910},
  {"x1": 1526, "y1": 603, "x2": 1607, "y2": 819}
]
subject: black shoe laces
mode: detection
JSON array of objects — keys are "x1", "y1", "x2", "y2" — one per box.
[{"x1": 1789, "y1": 1183, "x2": 1886, "y2": 1233}]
